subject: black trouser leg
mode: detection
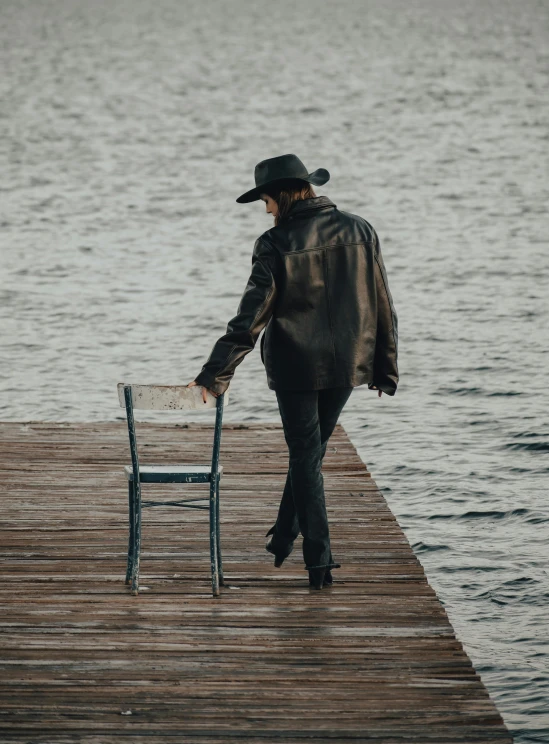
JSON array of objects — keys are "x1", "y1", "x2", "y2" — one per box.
[
  {"x1": 316, "y1": 387, "x2": 354, "y2": 565},
  {"x1": 266, "y1": 466, "x2": 300, "y2": 547},
  {"x1": 266, "y1": 414, "x2": 336, "y2": 546},
  {"x1": 272, "y1": 386, "x2": 353, "y2": 569}
]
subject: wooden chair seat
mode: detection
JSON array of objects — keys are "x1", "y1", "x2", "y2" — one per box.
[{"x1": 124, "y1": 464, "x2": 223, "y2": 483}]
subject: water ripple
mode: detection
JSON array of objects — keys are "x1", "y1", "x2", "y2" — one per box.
[{"x1": 1, "y1": 0, "x2": 548, "y2": 740}]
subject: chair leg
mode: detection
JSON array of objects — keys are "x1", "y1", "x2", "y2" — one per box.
[
  {"x1": 215, "y1": 475, "x2": 224, "y2": 586},
  {"x1": 131, "y1": 480, "x2": 142, "y2": 596},
  {"x1": 215, "y1": 476, "x2": 225, "y2": 586},
  {"x1": 125, "y1": 480, "x2": 135, "y2": 585},
  {"x1": 209, "y1": 479, "x2": 220, "y2": 598}
]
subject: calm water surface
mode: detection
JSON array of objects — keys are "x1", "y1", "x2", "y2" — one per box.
[{"x1": 1, "y1": 1, "x2": 548, "y2": 740}]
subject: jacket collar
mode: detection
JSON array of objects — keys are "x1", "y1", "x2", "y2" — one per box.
[{"x1": 287, "y1": 195, "x2": 336, "y2": 217}]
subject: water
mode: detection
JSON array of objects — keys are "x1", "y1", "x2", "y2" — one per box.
[{"x1": 1, "y1": 0, "x2": 548, "y2": 739}]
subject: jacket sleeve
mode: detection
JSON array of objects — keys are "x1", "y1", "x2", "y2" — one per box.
[
  {"x1": 368, "y1": 230, "x2": 399, "y2": 395},
  {"x1": 194, "y1": 238, "x2": 278, "y2": 395}
]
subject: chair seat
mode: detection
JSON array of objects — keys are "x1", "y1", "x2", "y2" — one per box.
[{"x1": 125, "y1": 464, "x2": 223, "y2": 483}]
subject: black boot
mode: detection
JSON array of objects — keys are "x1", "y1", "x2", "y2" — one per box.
[
  {"x1": 308, "y1": 567, "x2": 328, "y2": 590},
  {"x1": 265, "y1": 534, "x2": 294, "y2": 568},
  {"x1": 308, "y1": 567, "x2": 337, "y2": 588}
]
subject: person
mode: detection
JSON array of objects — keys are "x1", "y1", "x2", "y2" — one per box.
[{"x1": 187, "y1": 153, "x2": 398, "y2": 589}]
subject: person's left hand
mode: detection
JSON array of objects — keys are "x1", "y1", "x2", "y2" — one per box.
[{"x1": 186, "y1": 380, "x2": 219, "y2": 402}]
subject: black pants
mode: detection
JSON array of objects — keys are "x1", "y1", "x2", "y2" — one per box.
[{"x1": 267, "y1": 386, "x2": 354, "y2": 570}]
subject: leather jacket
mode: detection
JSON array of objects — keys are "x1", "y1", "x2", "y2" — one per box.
[{"x1": 194, "y1": 195, "x2": 398, "y2": 396}]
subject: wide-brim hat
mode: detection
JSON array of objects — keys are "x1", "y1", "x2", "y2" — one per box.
[{"x1": 236, "y1": 153, "x2": 330, "y2": 203}]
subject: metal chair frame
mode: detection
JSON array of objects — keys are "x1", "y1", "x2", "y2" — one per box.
[{"x1": 120, "y1": 384, "x2": 227, "y2": 598}]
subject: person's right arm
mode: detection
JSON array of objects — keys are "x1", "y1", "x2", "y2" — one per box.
[{"x1": 368, "y1": 230, "x2": 399, "y2": 396}]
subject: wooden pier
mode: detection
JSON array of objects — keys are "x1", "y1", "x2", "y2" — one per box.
[{"x1": 0, "y1": 421, "x2": 511, "y2": 743}]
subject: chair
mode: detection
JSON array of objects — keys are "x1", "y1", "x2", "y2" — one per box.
[{"x1": 117, "y1": 383, "x2": 229, "y2": 598}]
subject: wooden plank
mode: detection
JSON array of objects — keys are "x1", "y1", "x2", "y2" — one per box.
[{"x1": 0, "y1": 422, "x2": 511, "y2": 743}]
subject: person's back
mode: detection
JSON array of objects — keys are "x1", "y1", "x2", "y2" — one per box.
[{"x1": 258, "y1": 195, "x2": 398, "y2": 394}]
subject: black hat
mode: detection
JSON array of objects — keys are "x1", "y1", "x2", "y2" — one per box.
[{"x1": 236, "y1": 153, "x2": 330, "y2": 203}]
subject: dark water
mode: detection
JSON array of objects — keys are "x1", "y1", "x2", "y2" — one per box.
[{"x1": 1, "y1": 0, "x2": 548, "y2": 739}]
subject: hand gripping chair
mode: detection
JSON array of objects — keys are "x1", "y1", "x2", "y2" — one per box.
[{"x1": 117, "y1": 383, "x2": 229, "y2": 598}]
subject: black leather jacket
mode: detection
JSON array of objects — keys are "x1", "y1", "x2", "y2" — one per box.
[{"x1": 194, "y1": 195, "x2": 398, "y2": 396}]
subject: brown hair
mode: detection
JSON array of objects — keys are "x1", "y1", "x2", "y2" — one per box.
[{"x1": 263, "y1": 179, "x2": 317, "y2": 226}]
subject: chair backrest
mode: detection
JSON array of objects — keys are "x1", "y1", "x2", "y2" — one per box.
[{"x1": 117, "y1": 384, "x2": 230, "y2": 484}]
